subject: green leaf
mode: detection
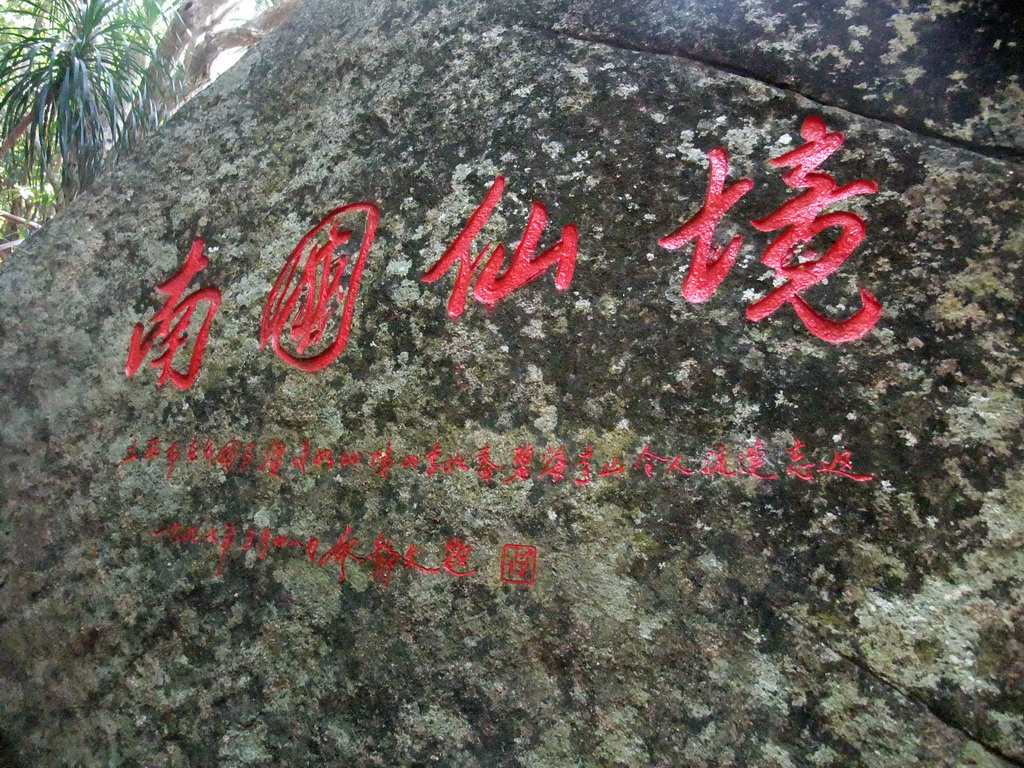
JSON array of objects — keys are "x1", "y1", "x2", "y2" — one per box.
[{"x1": 0, "y1": 0, "x2": 180, "y2": 200}]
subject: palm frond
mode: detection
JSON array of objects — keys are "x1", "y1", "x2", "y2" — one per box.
[{"x1": 0, "y1": 0, "x2": 180, "y2": 198}]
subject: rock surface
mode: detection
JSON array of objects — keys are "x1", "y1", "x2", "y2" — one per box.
[
  {"x1": 519, "y1": 0, "x2": 1024, "y2": 156},
  {"x1": 0, "y1": 0, "x2": 1021, "y2": 765}
]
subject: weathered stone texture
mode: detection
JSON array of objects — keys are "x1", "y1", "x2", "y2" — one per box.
[
  {"x1": 0, "y1": 0, "x2": 1021, "y2": 765},
  {"x1": 518, "y1": 0, "x2": 1024, "y2": 156}
]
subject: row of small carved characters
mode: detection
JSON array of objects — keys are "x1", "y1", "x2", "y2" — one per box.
[{"x1": 123, "y1": 436, "x2": 873, "y2": 482}]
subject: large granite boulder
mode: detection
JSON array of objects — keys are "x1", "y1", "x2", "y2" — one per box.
[{"x1": 1, "y1": 0, "x2": 1021, "y2": 765}]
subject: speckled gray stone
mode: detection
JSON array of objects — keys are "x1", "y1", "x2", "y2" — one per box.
[
  {"x1": 1, "y1": 0, "x2": 1021, "y2": 765},
  {"x1": 514, "y1": 0, "x2": 1024, "y2": 157}
]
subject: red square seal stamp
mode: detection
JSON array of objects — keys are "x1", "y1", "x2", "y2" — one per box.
[{"x1": 500, "y1": 544, "x2": 538, "y2": 585}]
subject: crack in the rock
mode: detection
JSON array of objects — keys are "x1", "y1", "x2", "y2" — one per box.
[
  {"x1": 775, "y1": 607, "x2": 1024, "y2": 768},
  {"x1": 521, "y1": 24, "x2": 1024, "y2": 165},
  {"x1": 508, "y1": 23, "x2": 1024, "y2": 757},
  {"x1": 831, "y1": 646, "x2": 1024, "y2": 767}
]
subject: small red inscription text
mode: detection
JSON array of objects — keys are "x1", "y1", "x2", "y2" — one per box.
[
  {"x1": 151, "y1": 522, "x2": 536, "y2": 588},
  {"x1": 151, "y1": 521, "x2": 502, "y2": 586},
  {"x1": 122, "y1": 435, "x2": 874, "y2": 484},
  {"x1": 500, "y1": 544, "x2": 538, "y2": 585}
]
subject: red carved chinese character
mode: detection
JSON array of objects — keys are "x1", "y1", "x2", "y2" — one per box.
[
  {"x1": 215, "y1": 523, "x2": 235, "y2": 576},
  {"x1": 370, "y1": 442, "x2": 394, "y2": 478},
  {"x1": 575, "y1": 445, "x2": 594, "y2": 486},
  {"x1": 152, "y1": 521, "x2": 176, "y2": 539},
  {"x1": 271, "y1": 534, "x2": 306, "y2": 552},
  {"x1": 257, "y1": 530, "x2": 277, "y2": 559},
  {"x1": 633, "y1": 445, "x2": 670, "y2": 478},
  {"x1": 477, "y1": 444, "x2": 503, "y2": 482},
  {"x1": 241, "y1": 529, "x2": 272, "y2": 559},
  {"x1": 818, "y1": 450, "x2": 873, "y2": 482},
  {"x1": 153, "y1": 522, "x2": 201, "y2": 544},
  {"x1": 660, "y1": 147, "x2": 754, "y2": 302},
  {"x1": 440, "y1": 537, "x2": 477, "y2": 576},
  {"x1": 151, "y1": 521, "x2": 181, "y2": 538},
  {"x1": 261, "y1": 202, "x2": 380, "y2": 371},
  {"x1": 144, "y1": 437, "x2": 161, "y2": 460},
  {"x1": 317, "y1": 525, "x2": 364, "y2": 581},
  {"x1": 500, "y1": 544, "x2": 538, "y2": 585},
  {"x1": 424, "y1": 443, "x2": 443, "y2": 476},
  {"x1": 291, "y1": 441, "x2": 311, "y2": 473},
  {"x1": 240, "y1": 528, "x2": 257, "y2": 550},
  {"x1": 216, "y1": 439, "x2": 243, "y2": 472},
  {"x1": 338, "y1": 449, "x2": 361, "y2": 467},
  {"x1": 538, "y1": 446, "x2": 568, "y2": 482},
  {"x1": 702, "y1": 445, "x2": 736, "y2": 476},
  {"x1": 126, "y1": 238, "x2": 222, "y2": 389},
  {"x1": 303, "y1": 537, "x2": 320, "y2": 563},
  {"x1": 238, "y1": 442, "x2": 255, "y2": 472},
  {"x1": 665, "y1": 455, "x2": 695, "y2": 476},
  {"x1": 165, "y1": 441, "x2": 181, "y2": 478},
  {"x1": 312, "y1": 449, "x2": 334, "y2": 468},
  {"x1": 786, "y1": 438, "x2": 816, "y2": 481},
  {"x1": 736, "y1": 438, "x2": 778, "y2": 480},
  {"x1": 504, "y1": 444, "x2": 534, "y2": 483},
  {"x1": 368, "y1": 533, "x2": 403, "y2": 587},
  {"x1": 259, "y1": 441, "x2": 287, "y2": 475},
  {"x1": 442, "y1": 453, "x2": 469, "y2": 473},
  {"x1": 404, "y1": 542, "x2": 441, "y2": 574},
  {"x1": 599, "y1": 457, "x2": 626, "y2": 477},
  {"x1": 121, "y1": 439, "x2": 141, "y2": 462},
  {"x1": 421, "y1": 175, "x2": 578, "y2": 318},
  {"x1": 748, "y1": 115, "x2": 882, "y2": 342}
]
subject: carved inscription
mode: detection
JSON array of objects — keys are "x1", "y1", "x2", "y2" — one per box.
[
  {"x1": 151, "y1": 522, "x2": 534, "y2": 586},
  {"x1": 125, "y1": 114, "x2": 886, "y2": 389},
  {"x1": 122, "y1": 435, "x2": 874, "y2": 483}
]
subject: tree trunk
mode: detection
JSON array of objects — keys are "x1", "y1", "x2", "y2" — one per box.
[
  {"x1": 0, "y1": 112, "x2": 35, "y2": 166},
  {"x1": 147, "y1": 0, "x2": 307, "y2": 116}
]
